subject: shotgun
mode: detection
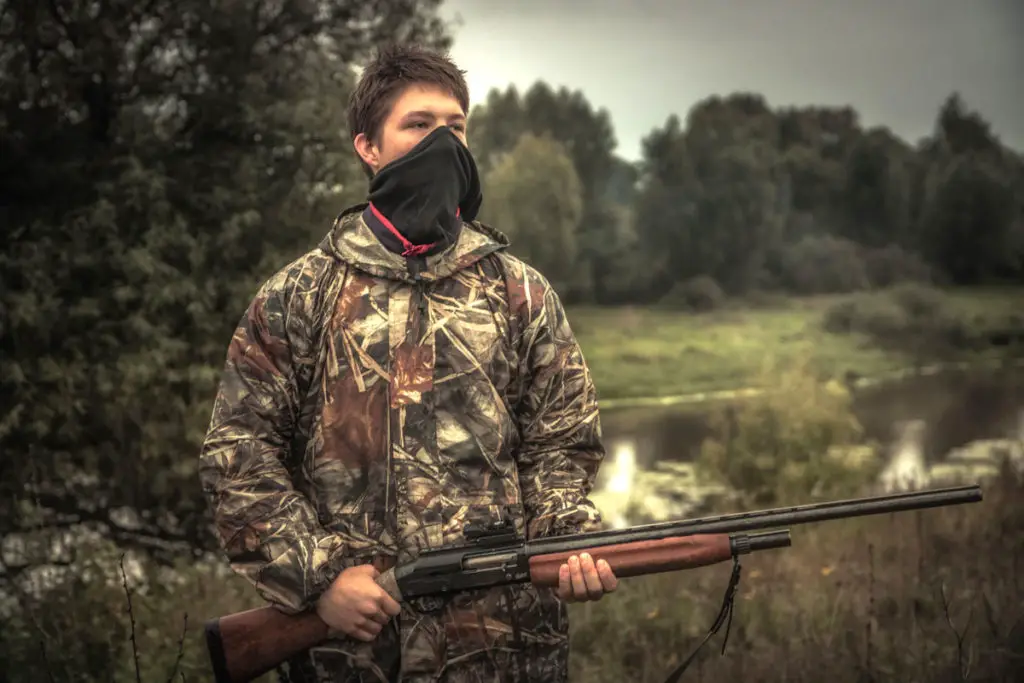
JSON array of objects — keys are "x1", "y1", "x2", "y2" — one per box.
[{"x1": 205, "y1": 484, "x2": 982, "y2": 683}]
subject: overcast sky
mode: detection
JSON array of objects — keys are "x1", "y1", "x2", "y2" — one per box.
[{"x1": 439, "y1": 0, "x2": 1023, "y2": 161}]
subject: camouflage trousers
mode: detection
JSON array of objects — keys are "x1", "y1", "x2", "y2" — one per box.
[{"x1": 281, "y1": 585, "x2": 570, "y2": 683}]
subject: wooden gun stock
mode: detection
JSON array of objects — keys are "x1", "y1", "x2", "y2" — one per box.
[
  {"x1": 204, "y1": 532, "x2": 778, "y2": 683},
  {"x1": 206, "y1": 560, "x2": 406, "y2": 682},
  {"x1": 205, "y1": 605, "x2": 327, "y2": 683}
]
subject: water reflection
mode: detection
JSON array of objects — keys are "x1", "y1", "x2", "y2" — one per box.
[
  {"x1": 591, "y1": 367, "x2": 1024, "y2": 524},
  {"x1": 597, "y1": 440, "x2": 637, "y2": 529},
  {"x1": 879, "y1": 420, "x2": 928, "y2": 491}
]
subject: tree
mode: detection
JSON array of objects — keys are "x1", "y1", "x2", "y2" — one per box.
[
  {"x1": 468, "y1": 81, "x2": 627, "y2": 302},
  {"x1": 913, "y1": 95, "x2": 1022, "y2": 283},
  {"x1": 0, "y1": 0, "x2": 454, "y2": 572},
  {"x1": 841, "y1": 128, "x2": 915, "y2": 248},
  {"x1": 481, "y1": 133, "x2": 584, "y2": 293},
  {"x1": 917, "y1": 152, "x2": 1018, "y2": 284},
  {"x1": 633, "y1": 97, "x2": 788, "y2": 295}
]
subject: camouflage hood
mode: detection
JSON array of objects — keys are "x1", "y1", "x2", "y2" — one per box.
[{"x1": 319, "y1": 203, "x2": 511, "y2": 284}]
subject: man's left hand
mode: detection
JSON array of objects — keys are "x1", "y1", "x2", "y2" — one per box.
[{"x1": 556, "y1": 553, "x2": 618, "y2": 602}]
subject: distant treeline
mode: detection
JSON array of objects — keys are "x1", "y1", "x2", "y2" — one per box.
[
  {"x1": 472, "y1": 87, "x2": 1024, "y2": 305},
  {"x1": 1, "y1": 0, "x2": 1021, "y2": 569}
]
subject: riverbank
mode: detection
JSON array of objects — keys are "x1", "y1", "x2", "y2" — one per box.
[{"x1": 568, "y1": 286, "x2": 1024, "y2": 404}]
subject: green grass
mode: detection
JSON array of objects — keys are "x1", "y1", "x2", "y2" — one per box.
[{"x1": 567, "y1": 286, "x2": 1024, "y2": 402}]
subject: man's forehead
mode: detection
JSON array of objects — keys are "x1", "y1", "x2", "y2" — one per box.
[{"x1": 390, "y1": 84, "x2": 465, "y2": 119}]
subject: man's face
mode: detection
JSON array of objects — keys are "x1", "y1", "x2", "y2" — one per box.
[{"x1": 354, "y1": 83, "x2": 468, "y2": 175}]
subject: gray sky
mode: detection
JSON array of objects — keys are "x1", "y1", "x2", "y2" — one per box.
[{"x1": 440, "y1": 0, "x2": 1023, "y2": 161}]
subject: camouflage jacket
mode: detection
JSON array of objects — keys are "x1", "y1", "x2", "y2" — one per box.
[{"x1": 199, "y1": 204, "x2": 606, "y2": 682}]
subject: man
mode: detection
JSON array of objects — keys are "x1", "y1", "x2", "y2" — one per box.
[{"x1": 199, "y1": 43, "x2": 616, "y2": 683}]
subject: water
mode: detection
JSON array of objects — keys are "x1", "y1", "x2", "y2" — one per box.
[
  {"x1": 590, "y1": 366, "x2": 1024, "y2": 522},
  {"x1": 598, "y1": 366, "x2": 1024, "y2": 468}
]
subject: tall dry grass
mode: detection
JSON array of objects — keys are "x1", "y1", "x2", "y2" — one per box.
[
  {"x1": 568, "y1": 464, "x2": 1023, "y2": 682},
  {"x1": 4, "y1": 470, "x2": 1020, "y2": 682}
]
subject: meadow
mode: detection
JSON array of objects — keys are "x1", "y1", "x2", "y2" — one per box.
[{"x1": 568, "y1": 285, "x2": 1024, "y2": 403}]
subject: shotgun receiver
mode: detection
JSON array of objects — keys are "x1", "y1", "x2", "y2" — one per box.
[{"x1": 205, "y1": 484, "x2": 982, "y2": 683}]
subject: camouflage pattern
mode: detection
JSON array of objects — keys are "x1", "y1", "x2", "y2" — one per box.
[{"x1": 199, "y1": 203, "x2": 606, "y2": 682}]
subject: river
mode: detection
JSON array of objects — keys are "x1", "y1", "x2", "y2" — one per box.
[
  {"x1": 590, "y1": 364, "x2": 1024, "y2": 524},
  {"x1": 599, "y1": 365, "x2": 1024, "y2": 468}
]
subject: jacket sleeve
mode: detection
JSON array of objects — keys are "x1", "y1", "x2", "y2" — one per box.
[
  {"x1": 198, "y1": 275, "x2": 346, "y2": 614},
  {"x1": 511, "y1": 266, "x2": 606, "y2": 539}
]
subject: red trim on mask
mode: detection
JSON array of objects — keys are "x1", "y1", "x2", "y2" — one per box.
[{"x1": 368, "y1": 202, "x2": 460, "y2": 258}]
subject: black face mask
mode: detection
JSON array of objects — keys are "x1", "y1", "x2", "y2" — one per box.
[{"x1": 366, "y1": 126, "x2": 483, "y2": 256}]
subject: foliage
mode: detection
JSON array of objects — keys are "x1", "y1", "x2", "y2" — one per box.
[
  {"x1": 0, "y1": 534, "x2": 268, "y2": 682},
  {"x1": 467, "y1": 82, "x2": 626, "y2": 301},
  {"x1": 657, "y1": 275, "x2": 725, "y2": 313},
  {"x1": 776, "y1": 234, "x2": 870, "y2": 294},
  {"x1": 695, "y1": 361, "x2": 880, "y2": 506},
  {"x1": 466, "y1": 88, "x2": 1024, "y2": 304},
  {"x1": 917, "y1": 150, "x2": 1021, "y2": 285},
  {"x1": 480, "y1": 133, "x2": 584, "y2": 293},
  {"x1": 860, "y1": 243, "x2": 935, "y2": 288},
  {"x1": 631, "y1": 101, "x2": 786, "y2": 296},
  {"x1": 821, "y1": 285, "x2": 979, "y2": 354},
  {"x1": 1, "y1": 0, "x2": 453, "y2": 565}
]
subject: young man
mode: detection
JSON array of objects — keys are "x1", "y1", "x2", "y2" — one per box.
[{"x1": 199, "y1": 44, "x2": 616, "y2": 682}]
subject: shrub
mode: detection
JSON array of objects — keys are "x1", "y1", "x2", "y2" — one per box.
[
  {"x1": 0, "y1": 535, "x2": 269, "y2": 683},
  {"x1": 694, "y1": 360, "x2": 881, "y2": 506},
  {"x1": 659, "y1": 275, "x2": 725, "y2": 313},
  {"x1": 742, "y1": 289, "x2": 792, "y2": 309},
  {"x1": 821, "y1": 284, "x2": 974, "y2": 352},
  {"x1": 861, "y1": 244, "x2": 934, "y2": 288},
  {"x1": 777, "y1": 235, "x2": 870, "y2": 295}
]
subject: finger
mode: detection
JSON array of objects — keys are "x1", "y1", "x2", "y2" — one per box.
[
  {"x1": 353, "y1": 563, "x2": 380, "y2": 579},
  {"x1": 353, "y1": 616, "x2": 384, "y2": 635},
  {"x1": 557, "y1": 562, "x2": 572, "y2": 601},
  {"x1": 579, "y1": 553, "x2": 604, "y2": 599},
  {"x1": 597, "y1": 559, "x2": 618, "y2": 592},
  {"x1": 358, "y1": 600, "x2": 384, "y2": 618},
  {"x1": 377, "y1": 590, "x2": 402, "y2": 617},
  {"x1": 348, "y1": 626, "x2": 378, "y2": 642},
  {"x1": 366, "y1": 608, "x2": 389, "y2": 626},
  {"x1": 569, "y1": 555, "x2": 587, "y2": 599}
]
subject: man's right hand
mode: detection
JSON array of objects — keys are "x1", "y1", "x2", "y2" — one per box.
[{"x1": 316, "y1": 564, "x2": 402, "y2": 642}]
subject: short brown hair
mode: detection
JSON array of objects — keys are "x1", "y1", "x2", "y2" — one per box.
[{"x1": 347, "y1": 44, "x2": 470, "y2": 177}]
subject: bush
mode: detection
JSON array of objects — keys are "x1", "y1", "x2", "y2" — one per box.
[
  {"x1": 821, "y1": 296, "x2": 902, "y2": 336},
  {"x1": 659, "y1": 275, "x2": 725, "y2": 312},
  {"x1": 777, "y1": 235, "x2": 870, "y2": 295},
  {"x1": 861, "y1": 244, "x2": 934, "y2": 288},
  {"x1": 821, "y1": 284, "x2": 974, "y2": 352},
  {"x1": 693, "y1": 360, "x2": 881, "y2": 507},
  {"x1": 0, "y1": 535, "x2": 269, "y2": 683}
]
